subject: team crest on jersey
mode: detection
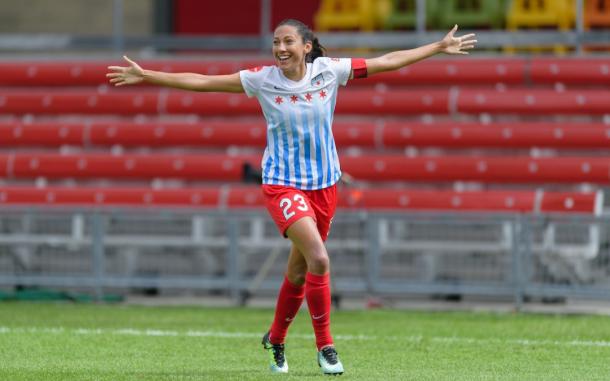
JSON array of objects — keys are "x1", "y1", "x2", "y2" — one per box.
[{"x1": 311, "y1": 73, "x2": 325, "y2": 87}]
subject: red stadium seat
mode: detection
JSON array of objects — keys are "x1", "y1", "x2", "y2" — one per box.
[
  {"x1": 0, "y1": 62, "x2": 114, "y2": 87},
  {"x1": 1, "y1": 153, "x2": 608, "y2": 185},
  {"x1": 0, "y1": 155, "x2": 8, "y2": 177},
  {"x1": 165, "y1": 91, "x2": 262, "y2": 115},
  {"x1": 0, "y1": 59, "x2": 525, "y2": 87},
  {"x1": 341, "y1": 188, "x2": 602, "y2": 214},
  {"x1": 0, "y1": 60, "x2": 272, "y2": 87},
  {"x1": 334, "y1": 89, "x2": 449, "y2": 115},
  {"x1": 0, "y1": 90, "x2": 160, "y2": 115},
  {"x1": 4, "y1": 88, "x2": 609, "y2": 116},
  {"x1": 3, "y1": 120, "x2": 610, "y2": 150},
  {"x1": 0, "y1": 185, "x2": 600, "y2": 215},
  {"x1": 225, "y1": 186, "x2": 266, "y2": 208},
  {"x1": 339, "y1": 188, "x2": 537, "y2": 212},
  {"x1": 163, "y1": 89, "x2": 451, "y2": 116},
  {"x1": 377, "y1": 121, "x2": 610, "y2": 149},
  {"x1": 0, "y1": 89, "x2": 451, "y2": 116},
  {"x1": 457, "y1": 88, "x2": 610, "y2": 115},
  {"x1": 530, "y1": 58, "x2": 610, "y2": 85},
  {"x1": 0, "y1": 186, "x2": 221, "y2": 208},
  {"x1": 88, "y1": 121, "x2": 267, "y2": 148},
  {"x1": 0, "y1": 121, "x2": 267, "y2": 148},
  {"x1": 540, "y1": 191, "x2": 603, "y2": 214},
  {"x1": 339, "y1": 155, "x2": 610, "y2": 184},
  {"x1": 356, "y1": 58, "x2": 526, "y2": 86},
  {"x1": 0, "y1": 122, "x2": 85, "y2": 146},
  {"x1": 3, "y1": 153, "x2": 261, "y2": 181}
]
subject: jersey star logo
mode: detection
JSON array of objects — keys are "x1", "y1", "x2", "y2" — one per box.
[
  {"x1": 290, "y1": 95, "x2": 298, "y2": 104},
  {"x1": 319, "y1": 90, "x2": 327, "y2": 100},
  {"x1": 305, "y1": 93, "x2": 313, "y2": 102},
  {"x1": 274, "y1": 96, "x2": 283, "y2": 105}
]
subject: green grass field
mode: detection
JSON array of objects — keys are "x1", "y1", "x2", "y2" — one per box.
[{"x1": 1, "y1": 302, "x2": 610, "y2": 380}]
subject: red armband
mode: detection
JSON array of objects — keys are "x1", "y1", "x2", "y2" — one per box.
[{"x1": 351, "y1": 58, "x2": 368, "y2": 79}]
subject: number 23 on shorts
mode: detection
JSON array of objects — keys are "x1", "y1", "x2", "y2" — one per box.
[{"x1": 279, "y1": 194, "x2": 309, "y2": 221}]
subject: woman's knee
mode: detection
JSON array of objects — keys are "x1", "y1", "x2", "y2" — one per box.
[
  {"x1": 306, "y1": 247, "x2": 330, "y2": 274},
  {"x1": 286, "y1": 270, "x2": 306, "y2": 286},
  {"x1": 286, "y1": 260, "x2": 307, "y2": 285},
  {"x1": 286, "y1": 217, "x2": 330, "y2": 274}
]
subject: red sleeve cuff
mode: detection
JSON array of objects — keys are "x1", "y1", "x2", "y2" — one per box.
[{"x1": 351, "y1": 58, "x2": 368, "y2": 79}]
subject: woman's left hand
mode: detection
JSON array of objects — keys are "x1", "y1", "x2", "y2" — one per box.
[{"x1": 440, "y1": 25, "x2": 477, "y2": 55}]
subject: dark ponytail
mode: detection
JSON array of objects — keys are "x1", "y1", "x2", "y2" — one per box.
[
  {"x1": 276, "y1": 19, "x2": 326, "y2": 63},
  {"x1": 309, "y1": 37, "x2": 326, "y2": 63}
]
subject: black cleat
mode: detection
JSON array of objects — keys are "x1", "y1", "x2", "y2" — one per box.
[{"x1": 262, "y1": 331, "x2": 288, "y2": 373}]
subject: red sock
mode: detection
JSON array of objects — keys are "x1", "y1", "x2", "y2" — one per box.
[
  {"x1": 305, "y1": 272, "x2": 333, "y2": 350},
  {"x1": 269, "y1": 275, "x2": 305, "y2": 345}
]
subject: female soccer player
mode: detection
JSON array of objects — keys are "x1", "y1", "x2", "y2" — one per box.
[{"x1": 107, "y1": 19, "x2": 476, "y2": 375}]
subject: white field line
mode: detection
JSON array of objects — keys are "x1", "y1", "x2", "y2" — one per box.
[{"x1": 1, "y1": 326, "x2": 610, "y2": 348}]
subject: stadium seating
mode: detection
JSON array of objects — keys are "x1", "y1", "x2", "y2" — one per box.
[
  {"x1": 584, "y1": 0, "x2": 610, "y2": 29},
  {"x1": 435, "y1": 0, "x2": 506, "y2": 29},
  {"x1": 0, "y1": 60, "x2": 271, "y2": 86},
  {"x1": 375, "y1": 121, "x2": 610, "y2": 149},
  {"x1": 356, "y1": 58, "x2": 525, "y2": 86},
  {"x1": 0, "y1": 152, "x2": 608, "y2": 185},
  {"x1": 1, "y1": 56, "x2": 606, "y2": 297},
  {"x1": 2, "y1": 120, "x2": 609, "y2": 149},
  {"x1": 507, "y1": 0, "x2": 574, "y2": 30},
  {"x1": 0, "y1": 153, "x2": 259, "y2": 181},
  {"x1": 0, "y1": 58, "x2": 607, "y2": 217},
  {"x1": 5, "y1": 58, "x2": 610, "y2": 87},
  {"x1": 505, "y1": 0, "x2": 575, "y2": 53},
  {"x1": 4, "y1": 87, "x2": 610, "y2": 116},
  {"x1": 0, "y1": 186, "x2": 601, "y2": 214},
  {"x1": 457, "y1": 88, "x2": 610, "y2": 115},
  {"x1": 313, "y1": 0, "x2": 383, "y2": 31},
  {"x1": 339, "y1": 155, "x2": 610, "y2": 184},
  {"x1": 529, "y1": 58, "x2": 610, "y2": 85},
  {"x1": 383, "y1": 0, "x2": 440, "y2": 30},
  {"x1": 0, "y1": 89, "x2": 448, "y2": 116},
  {"x1": 0, "y1": 58, "x2": 567, "y2": 87}
]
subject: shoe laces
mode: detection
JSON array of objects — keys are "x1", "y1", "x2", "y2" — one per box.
[
  {"x1": 320, "y1": 346, "x2": 338, "y2": 365},
  {"x1": 271, "y1": 343, "x2": 285, "y2": 366}
]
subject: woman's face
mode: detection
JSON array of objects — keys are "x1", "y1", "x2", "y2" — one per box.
[{"x1": 272, "y1": 25, "x2": 312, "y2": 72}]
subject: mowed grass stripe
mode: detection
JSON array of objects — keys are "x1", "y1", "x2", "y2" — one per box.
[{"x1": 2, "y1": 325, "x2": 610, "y2": 348}]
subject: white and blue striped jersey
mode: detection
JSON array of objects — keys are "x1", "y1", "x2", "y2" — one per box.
[{"x1": 239, "y1": 57, "x2": 353, "y2": 190}]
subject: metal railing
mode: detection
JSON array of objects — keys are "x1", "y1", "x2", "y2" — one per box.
[{"x1": 0, "y1": 207, "x2": 608, "y2": 310}]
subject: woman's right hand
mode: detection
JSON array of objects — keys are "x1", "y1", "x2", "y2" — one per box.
[{"x1": 106, "y1": 56, "x2": 145, "y2": 86}]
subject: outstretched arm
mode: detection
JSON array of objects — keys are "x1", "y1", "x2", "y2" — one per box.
[
  {"x1": 363, "y1": 25, "x2": 476, "y2": 77},
  {"x1": 106, "y1": 56, "x2": 244, "y2": 93}
]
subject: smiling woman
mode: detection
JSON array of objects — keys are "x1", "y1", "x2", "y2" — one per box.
[
  {"x1": 272, "y1": 19, "x2": 327, "y2": 80},
  {"x1": 106, "y1": 18, "x2": 476, "y2": 376}
]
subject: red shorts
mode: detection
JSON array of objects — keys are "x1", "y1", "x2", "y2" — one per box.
[{"x1": 262, "y1": 184, "x2": 337, "y2": 241}]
